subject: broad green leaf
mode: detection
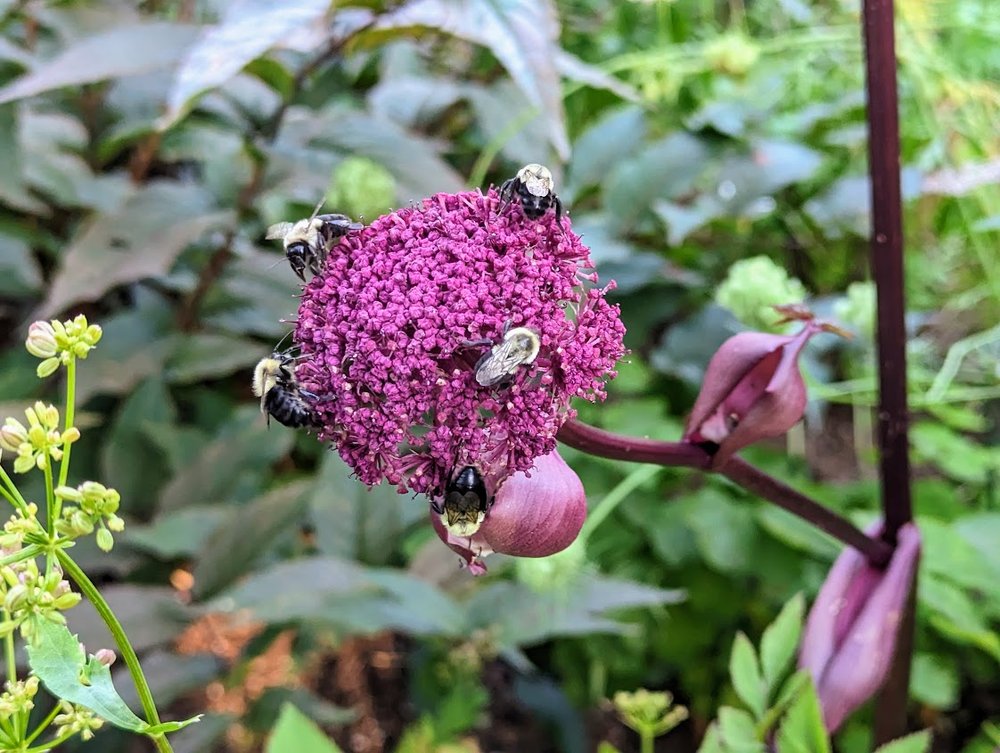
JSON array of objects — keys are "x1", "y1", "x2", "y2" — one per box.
[
  {"x1": 157, "y1": 407, "x2": 294, "y2": 512},
  {"x1": 873, "y1": 730, "x2": 932, "y2": 753},
  {"x1": 909, "y1": 653, "x2": 959, "y2": 710},
  {"x1": 164, "y1": 0, "x2": 334, "y2": 126},
  {"x1": 775, "y1": 678, "x2": 830, "y2": 753},
  {"x1": 566, "y1": 106, "x2": 647, "y2": 200},
  {"x1": 555, "y1": 49, "x2": 639, "y2": 103},
  {"x1": 266, "y1": 703, "x2": 344, "y2": 753},
  {"x1": 102, "y1": 377, "x2": 176, "y2": 515},
  {"x1": 192, "y1": 481, "x2": 312, "y2": 599},
  {"x1": 759, "y1": 593, "x2": 805, "y2": 691},
  {"x1": 124, "y1": 506, "x2": 228, "y2": 559},
  {"x1": 730, "y1": 632, "x2": 766, "y2": 720},
  {"x1": 597, "y1": 743, "x2": 624, "y2": 753},
  {"x1": 0, "y1": 233, "x2": 42, "y2": 296},
  {"x1": 756, "y1": 506, "x2": 840, "y2": 559},
  {"x1": 39, "y1": 180, "x2": 234, "y2": 317},
  {"x1": 28, "y1": 620, "x2": 145, "y2": 732},
  {"x1": 0, "y1": 23, "x2": 198, "y2": 104},
  {"x1": 373, "y1": 0, "x2": 569, "y2": 159},
  {"x1": 166, "y1": 333, "x2": 265, "y2": 385},
  {"x1": 203, "y1": 250, "x2": 301, "y2": 339},
  {"x1": 696, "y1": 723, "x2": 725, "y2": 753},
  {"x1": 684, "y1": 489, "x2": 759, "y2": 574},
  {"x1": 0, "y1": 104, "x2": 46, "y2": 213},
  {"x1": 717, "y1": 707, "x2": 765, "y2": 753}
]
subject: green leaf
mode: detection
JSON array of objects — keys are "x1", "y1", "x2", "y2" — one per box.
[
  {"x1": 566, "y1": 106, "x2": 647, "y2": 199},
  {"x1": 717, "y1": 707, "x2": 765, "y2": 753},
  {"x1": 192, "y1": 481, "x2": 311, "y2": 599},
  {"x1": 266, "y1": 702, "x2": 344, "y2": 753},
  {"x1": 0, "y1": 23, "x2": 199, "y2": 104},
  {"x1": 39, "y1": 180, "x2": 233, "y2": 317},
  {"x1": 597, "y1": 743, "x2": 624, "y2": 753},
  {"x1": 730, "y1": 632, "x2": 766, "y2": 720},
  {"x1": 166, "y1": 333, "x2": 265, "y2": 385},
  {"x1": 27, "y1": 619, "x2": 147, "y2": 732},
  {"x1": 373, "y1": 0, "x2": 569, "y2": 159},
  {"x1": 759, "y1": 593, "x2": 805, "y2": 692},
  {"x1": 775, "y1": 678, "x2": 830, "y2": 753},
  {"x1": 164, "y1": 0, "x2": 334, "y2": 126},
  {"x1": 124, "y1": 506, "x2": 228, "y2": 559},
  {"x1": 696, "y1": 723, "x2": 725, "y2": 753},
  {"x1": 909, "y1": 653, "x2": 959, "y2": 710},
  {"x1": 873, "y1": 730, "x2": 932, "y2": 753},
  {"x1": 684, "y1": 489, "x2": 759, "y2": 574}
]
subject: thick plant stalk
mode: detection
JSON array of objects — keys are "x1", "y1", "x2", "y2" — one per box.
[{"x1": 861, "y1": 0, "x2": 915, "y2": 742}]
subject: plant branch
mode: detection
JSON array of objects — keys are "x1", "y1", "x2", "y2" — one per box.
[
  {"x1": 557, "y1": 419, "x2": 892, "y2": 565},
  {"x1": 862, "y1": 0, "x2": 912, "y2": 545},
  {"x1": 56, "y1": 550, "x2": 173, "y2": 753}
]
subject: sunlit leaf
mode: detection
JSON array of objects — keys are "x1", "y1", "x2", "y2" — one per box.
[
  {"x1": 374, "y1": 0, "x2": 569, "y2": 159},
  {"x1": 730, "y1": 632, "x2": 766, "y2": 719},
  {"x1": 775, "y1": 678, "x2": 830, "y2": 753},
  {"x1": 873, "y1": 730, "x2": 932, "y2": 753},
  {"x1": 0, "y1": 23, "x2": 199, "y2": 104},
  {"x1": 266, "y1": 703, "x2": 344, "y2": 753},
  {"x1": 759, "y1": 593, "x2": 805, "y2": 691},
  {"x1": 164, "y1": 0, "x2": 334, "y2": 126}
]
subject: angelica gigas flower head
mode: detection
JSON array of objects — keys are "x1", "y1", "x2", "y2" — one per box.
[
  {"x1": 432, "y1": 449, "x2": 587, "y2": 574},
  {"x1": 799, "y1": 522, "x2": 921, "y2": 732},
  {"x1": 683, "y1": 307, "x2": 848, "y2": 469},
  {"x1": 293, "y1": 189, "x2": 625, "y2": 500}
]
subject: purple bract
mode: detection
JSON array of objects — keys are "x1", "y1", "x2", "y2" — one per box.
[{"x1": 293, "y1": 189, "x2": 625, "y2": 499}]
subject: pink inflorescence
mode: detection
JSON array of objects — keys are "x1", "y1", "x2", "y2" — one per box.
[{"x1": 293, "y1": 188, "x2": 625, "y2": 498}]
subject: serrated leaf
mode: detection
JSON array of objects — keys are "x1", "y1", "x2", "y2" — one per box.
[
  {"x1": 164, "y1": 0, "x2": 333, "y2": 126},
  {"x1": 374, "y1": 0, "x2": 569, "y2": 159},
  {"x1": 39, "y1": 180, "x2": 233, "y2": 317},
  {"x1": 266, "y1": 703, "x2": 344, "y2": 753},
  {"x1": 775, "y1": 678, "x2": 830, "y2": 753},
  {"x1": 873, "y1": 730, "x2": 932, "y2": 753},
  {"x1": 193, "y1": 481, "x2": 311, "y2": 599},
  {"x1": 760, "y1": 593, "x2": 805, "y2": 693},
  {"x1": 730, "y1": 632, "x2": 767, "y2": 720},
  {"x1": 28, "y1": 619, "x2": 148, "y2": 732},
  {"x1": 0, "y1": 23, "x2": 199, "y2": 104}
]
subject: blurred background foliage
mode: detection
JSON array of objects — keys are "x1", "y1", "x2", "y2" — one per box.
[{"x1": 0, "y1": 0, "x2": 997, "y2": 751}]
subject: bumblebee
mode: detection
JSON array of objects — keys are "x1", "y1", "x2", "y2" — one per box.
[
  {"x1": 252, "y1": 352, "x2": 317, "y2": 429},
  {"x1": 474, "y1": 326, "x2": 541, "y2": 387},
  {"x1": 433, "y1": 465, "x2": 491, "y2": 536},
  {"x1": 499, "y1": 163, "x2": 563, "y2": 222},
  {"x1": 266, "y1": 201, "x2": 363, "y2": 281}
]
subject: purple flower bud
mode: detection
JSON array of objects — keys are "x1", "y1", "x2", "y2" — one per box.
[
  {"x1": 683, "y1": 323, "x2": 820, "y2": 469},
  {"x1": 432, "y1": 449, "x2": 586, "y2": 574},
  {"x1": 799, "y1": 522, "x2": 921, "y2": 732},
  {"x1": 94, "y1": 648, "x2": 117, "y2": 667}
]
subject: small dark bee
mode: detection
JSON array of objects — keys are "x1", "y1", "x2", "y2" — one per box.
[
  {"x1": 498, "y1": 163, "x2": 563, "y2": 223},
  {"x1": 252, "y1": 352, "x2": 317, "y2": 429},
  {"x1": 266, "y1": 201, "x2": 363, "y2": 281},
  {"x1": 432, "y1": 465, "x2": 491, "y2": 536}
]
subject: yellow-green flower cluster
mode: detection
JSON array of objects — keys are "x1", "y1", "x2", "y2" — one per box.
[
  {"x1": 0, "y1": 676, "x2": 39, "y2": 719},
  {"x1": 0, "y1": 402, "x2": 79, "y2": 474},
  {"x1": 55, "y1": 482, "x2": 125, "y2": 551},
  {"x1": 0, "y1": 558, "x2": 80, "y2": 641},
  {"x1": 613, "y1": 688, "x2": 689, "y2": 738},
  {"x1": 53, "y1": 700, "x2": 104, "y2": 741},
  {"x1": 25, "y1": 315, "x2": 102, "y2": 378}
]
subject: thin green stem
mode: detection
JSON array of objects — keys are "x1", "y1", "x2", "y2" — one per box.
[
  {"x1": 55, "y1": 550, "x2": 173, "y2": 753},
  {"x1": 56, "y1": 358, "x2": 76, "y2": 520},
  {"x1": 2, "y1": 608, "x2": 15, "y2": 684},
  {"x1": 0, "y1": 483, "x2": 19, "y2": 510},
  {"x1": 0, "y1": 465, "x2": 28, "y2": 513},
  {"x1": 24, "y1": 730, "x2": 76, "y2": 753},
  {"x1": 0, "y1": 544, "x2": 42, "y2": 568},
  {"x1": 640, "y1": 727, "x2": 654, "y2": 753},
  {"x1": 467, "y1": 106, "x2": 540, "y2": 190},
  {"x1": 578, "y1": 464, "x2": 661, "y2": 542},
  {"x1": 42, "y1": 461, "x2": 54, "y2": 536},
  {"x1": 25, "y1": 702, "x2": 61, "y2": 745}
]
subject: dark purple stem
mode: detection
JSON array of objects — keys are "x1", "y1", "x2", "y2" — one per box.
[
  {"x1": 557, "y1": 420, "x2": 892, "y2": 565},
  {"x1": 862, "y1": 0, "x2": 915, "y2": 741},
  {"x1": 863, "y1": 0, "x2": 912, "y2": 544}
]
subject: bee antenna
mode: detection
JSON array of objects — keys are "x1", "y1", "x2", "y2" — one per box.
[
  {"x1": 272, "y1": 330, "x2": 294, "y2": 352},
  {"x1": 308, "y1": 196, "x2": 326, "y2": 222}
]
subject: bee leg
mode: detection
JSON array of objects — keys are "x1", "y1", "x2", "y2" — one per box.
[
  {"x1": 288, "y1": 253, "x2": 307, "y2": 281},
  {"x1": 553, "y1": 197, "x2": 564, "y2": 233},
  {"x1": 497, "y1": 179, "x2": 515, "y2": 214},
  {"x1": 430, "y1": 498, "x2": 444, "y2": 515}
]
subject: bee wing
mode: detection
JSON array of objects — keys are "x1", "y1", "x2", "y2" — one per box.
[
  {"x1": 475, "y1": 341, "x2": 526, "y2": 386},
  {"x1": 266, "y1": 222, "x2": 294, "y2": 240}
]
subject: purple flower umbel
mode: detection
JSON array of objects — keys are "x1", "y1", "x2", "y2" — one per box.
[{"x1": 293, "y1": 189, "x2": 624, "y2": 511}]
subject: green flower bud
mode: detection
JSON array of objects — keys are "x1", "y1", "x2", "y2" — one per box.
[
  {"x1": 327, "y1": 157, "x2": 396, "y2": 222},
  {"x1": 36, "y1": 358, "x2": 60, "y2": 378},
  {"x1": 834, "y1": 281, "x2": 875, "y2": 341},
  {"x1": 55, "y1": 485, "x2": 83, "y2": 502},
  {"x1": 25, "y1": 321, "x2": 58, "y2": 359},
  {"x1": 704, "y1": 32, "x2": 760, "y2": 76},
  {"x1": 13, "y1": 453, "x2": 34, "y2": 474},
  {"x1": 53, "y1": 592, "x2": 82, "y2": 610},
  {"x1": 0, "y1": 419, "x2": 27, "y2": 453},
  {"x1": 107, "y1": 514, "x2": 125, "y2": 532},
  {"x1": 96, "y1": 528, "x2": 114, "y2": 552}
]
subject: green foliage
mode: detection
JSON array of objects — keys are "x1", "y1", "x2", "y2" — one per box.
[
  {"x1": 265, "y1": 702, "x2": 344, "y2": 753},
  {"x1": 0, "y1": 0, "x2": 995, "y2": 750}
]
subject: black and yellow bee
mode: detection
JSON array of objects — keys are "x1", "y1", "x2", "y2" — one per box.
[{"x1": 499, "y1": 163, "x2": 563, "y2": 223}]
